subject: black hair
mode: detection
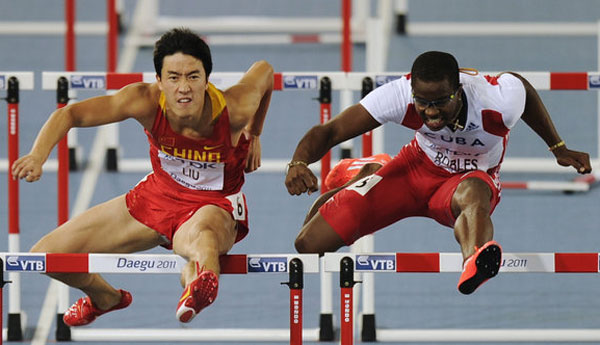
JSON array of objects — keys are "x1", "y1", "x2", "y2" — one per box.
[
  {"x1": 153, "y1": 28, "x2": 212, "y2": 79},
  {"x1": 410, "y1": 51, "x2": 459, "y2": 90}
]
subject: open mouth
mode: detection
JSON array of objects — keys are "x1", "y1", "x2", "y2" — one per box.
[
  {"x1": 424, "y1": 116, "x2": 444, "y2": 129},
  {"x1": 177, "y1": 98, "x2": 192, "y2": 104}
]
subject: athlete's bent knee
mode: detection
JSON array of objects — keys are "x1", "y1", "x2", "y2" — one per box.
[
  {"x1": 295, "y1": 230, "x2": 327, "y2": 255},
  {"x1": 454, "y1": 178, "x2": 492, "y2": 206},
  {"x1": 294, "y1": 234, "x2": 313, "y2": 254},
  {"x1": 30, "y1": 237, "x2": 52, "y2": 253}
]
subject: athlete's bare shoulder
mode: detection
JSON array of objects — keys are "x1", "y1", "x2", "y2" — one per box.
[
  {"x1": 121, "y1": 82, "x2": 160, "y2": 107},
  {"x1": 113, "y1": 82, "x2": 161, "y2": 128}
]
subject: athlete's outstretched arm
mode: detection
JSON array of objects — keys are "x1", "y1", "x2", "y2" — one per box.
[
  {"x1": 285, "y1": 104, "x2": 381, "y2": 195},
  {"x1": 226, "y1": 60, "x2": 274, "y2": 172},
  {"x1": 510, "y1": 72, "x2": 592, "y2": 174},
  {"x1": 11, "y1": 83, "x2": 158, "y2": 182}
]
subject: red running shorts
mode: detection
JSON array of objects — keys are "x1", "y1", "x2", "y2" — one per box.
[
  {"x1": 319, "y1": 140, "x2": 500, "y2": 245},
  {"x1": 125, "y1": 172, "x2": 249, "y2": 249}
]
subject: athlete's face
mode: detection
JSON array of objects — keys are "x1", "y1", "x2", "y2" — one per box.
[
  {"x1": 157, "y1": 52, "x2": 209, "y2": 119},
  {"x1": 411, "y1": 78, "x2": 461, "y2": 131}
]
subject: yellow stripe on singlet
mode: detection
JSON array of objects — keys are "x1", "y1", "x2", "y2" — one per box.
[{"x1": 206, "y1": 83, "x2": 226, "y2": 120}]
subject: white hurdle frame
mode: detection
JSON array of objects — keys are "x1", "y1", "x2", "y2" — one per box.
[
  {"x1": 324, "y1": 252, "x2": 600, "y2": 343},
  {"x1": 0, "y1": 252, "x2": 320, "y2": 343}
]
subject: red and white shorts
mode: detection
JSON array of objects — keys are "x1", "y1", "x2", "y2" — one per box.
[
  {"x1": 125, "y1": 173, "x2": 249, "y2": 249},
  {"x1": 319, "y1": 140, "x2": 501, "y2": 245}
]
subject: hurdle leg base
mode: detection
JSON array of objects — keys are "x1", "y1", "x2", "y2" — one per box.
[
  {"x1": 7, "y1": 313, "x2": 22, "y2": 341},
  {"x1": 361, "y1": 313, "x2": 377, "y2": 342},
  {"x1": 55, "y1": 313, "x2": 71, "y2": 341},
  {"x1": 106, "y1": 148, "x2": 118, "y2": 171},
  {"x1": 319, "y1": 313, "x2": 335, "y2": 341}
]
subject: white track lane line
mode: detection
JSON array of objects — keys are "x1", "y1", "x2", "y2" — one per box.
[
  {"x1": 29, "y1": 280, "x2": 59, "y2": 344},
  {"x1": 30, "y1": 127, "x2": 107, "y2": 345}
]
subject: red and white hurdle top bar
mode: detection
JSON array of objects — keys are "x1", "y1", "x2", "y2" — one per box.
[
  {"x1": 0, "y1": 253, "x2": 319, "y2": 274},
  {"x1": 324, "y1": 252, "x2": 600, "y2": 273},
  {"x1": 42, "y1": 71, "x2": 600, "y2": 91},
  {"x1": 2, "y1": 252, "x2": 597, "y2": 274}
]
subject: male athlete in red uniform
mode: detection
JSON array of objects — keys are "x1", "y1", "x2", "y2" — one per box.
[
  {"x1": 286, "y1": 51, "x2": 592, "y2": 294},
  {"x1": 12, "y1": 28, "x2": 274, "y2": 324}
]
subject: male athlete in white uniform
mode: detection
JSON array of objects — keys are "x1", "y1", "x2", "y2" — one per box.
[{"x1": 286, "y1": 51, "x2": 592, "y2": 294}]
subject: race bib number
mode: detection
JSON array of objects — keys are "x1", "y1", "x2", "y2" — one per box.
[
  {"x1": 158, "y1": 151, "x2": 224, "y2": 190},
  {"x1": 347, "y1": 175, "x2": 382, "y2": 196},
  {"x1": 225, "y1": 191, "x2": 246, "y2": 221}
]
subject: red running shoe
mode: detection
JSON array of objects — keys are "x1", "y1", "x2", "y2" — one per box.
[
  {"x1": 63, "y1": 289, "x2": 132, "y2": 327},
  {"x1": 176, "y1": 270, "x2": 219, "y2": 323},
  {"x1": 457, "y1": 240, "x2": 502, "y2": 295}
]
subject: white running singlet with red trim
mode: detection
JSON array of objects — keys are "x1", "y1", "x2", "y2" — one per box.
[{"x1": 360, "y1": 72, "x2": 526, "y2": 174}]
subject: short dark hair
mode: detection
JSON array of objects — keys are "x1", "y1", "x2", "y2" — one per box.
[
  {"x1": 153, "y1": 28, "x2": 212, "y2": 79},
  {"x1": 411, "y1": 51, "x2": 459, "y2": 90}
]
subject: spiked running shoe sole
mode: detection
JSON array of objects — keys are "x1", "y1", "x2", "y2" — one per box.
[
  {"x1": 458, "y1": 241, "x2": 502, "y2": 295},
  {"x1": 63, "y1": 289, "x2": 132, "y2": 327},
  {"x1": 176, "y1": 270, "x2": 219, "y2": 323}
]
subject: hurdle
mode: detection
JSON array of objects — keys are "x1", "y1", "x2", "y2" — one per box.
[
  {"x1": 0, "y1": 0, "x2": 122, "y2": 37},
  {"x1": 124, "y1": 0, "x2": 382, "y2": 46},
  {"x1": 324, "y1": 252, "x2": 600, "y2": 343},
  {"x1": 404, "y1": 16, "x2": 600, "y2": 37},
  {"x1": 1, "y1": 72, "x2": 35, "y2": 342},
  {"x1": 0, "y1": 0, "x2": 124, "y2": 172},
  {"x1": 0, "y1": 252, "x2": 319, "y2": 343}
]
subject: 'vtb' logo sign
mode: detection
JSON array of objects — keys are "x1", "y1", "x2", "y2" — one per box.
[
  {"x1": 283, "y1": 76, "x2": 318, "y2": 89},
  {"x1": 71, "y1": 75, "x2": 106, "y2": 89},
  {"x1": 356, "y1": 255, "x2": 395, "y2": 271},
  {"x1": 247, "y1": 257, "x2": 287, "y2": 272},
  {"x1": 5, "y1": 255, "x2": 46, "y2": 271}
]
